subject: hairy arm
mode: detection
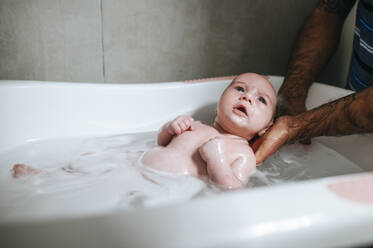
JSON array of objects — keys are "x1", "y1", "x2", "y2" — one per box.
[
  {"x1": 278, "y1": 0, "x2": 356, "y2": 115},
  {"x1": 292, "y1": 86, "x2": 373, "y2": 140},
  {"x1": 255, "y1": 86, "x2": 373, "y2": 164}
]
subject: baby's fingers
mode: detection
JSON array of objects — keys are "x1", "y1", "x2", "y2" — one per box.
[
  {"x1": 169, "y1": 122, "x2": 182, "y2": 135},
  {"x1": 182, "y1": 117, "x2": 194, "y2": 130},
  {"x1": 179, "y1": 121, "x2": 188, "y2": 132},
  {"x1": 168, "y1": 115, "x2": 194, "y2": 135}
]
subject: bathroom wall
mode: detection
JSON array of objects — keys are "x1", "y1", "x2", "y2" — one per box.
[
  {"x1": 0, "y1": 0, "x2": 103, "y2": 83},
  {"x1": 0, "y1": 0, "x2": 355, "y2": 86}
]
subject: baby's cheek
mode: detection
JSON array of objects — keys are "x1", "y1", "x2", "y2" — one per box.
[{"x1": 253, "y1": 111, "x2": 272, "y2": 127}]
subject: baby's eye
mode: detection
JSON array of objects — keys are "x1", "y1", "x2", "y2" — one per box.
[
  {"x1": 235, "y1": 86, "x2": 244, "y2": 92},
  {"x1": 258, "y1": 97, "x2": 267, "y2": 105}
]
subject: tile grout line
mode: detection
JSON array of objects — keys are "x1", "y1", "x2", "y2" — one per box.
[{"x1": 100, "y1": 0, "x2": 106, "y2": 83}]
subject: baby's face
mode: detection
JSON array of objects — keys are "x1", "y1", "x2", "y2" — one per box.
[{"x1": 215, "y1": 73, "x2": 277, "y2": 140}]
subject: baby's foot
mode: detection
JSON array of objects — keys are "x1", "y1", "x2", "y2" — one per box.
[{"x1": 12, "y1": 164, "x2": 40, "y2": 178}]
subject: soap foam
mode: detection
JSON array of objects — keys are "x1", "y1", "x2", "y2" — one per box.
[
  {"x1": 0, "y1": 132, "x2": 215, "y2": 222},
  {"x1": 0, "y1": 132, "x2": 363, "y2": 222}
]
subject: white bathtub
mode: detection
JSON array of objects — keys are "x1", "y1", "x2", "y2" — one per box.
[{"x1": 0, "y1": 76, "x2": 372, "y2": 248}]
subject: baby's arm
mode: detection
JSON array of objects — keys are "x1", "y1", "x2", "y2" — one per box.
[
  {"x1": 199, "y1": 137, "x2": 256, "y2": 189},
  {"x1": 157, "y1": 115, "x2": 194, "y2": 146}
]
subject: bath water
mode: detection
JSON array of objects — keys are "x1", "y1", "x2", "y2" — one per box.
[{"x1": 0, "y1": 132, "x2": 363, "y2": 222}]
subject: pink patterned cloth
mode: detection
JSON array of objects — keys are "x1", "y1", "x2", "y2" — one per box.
[
  {"x1": 328, "y1": 174, "x2": 373, "y2": 204},
  {"x1": 183, "y1": 75, "x2": 237, "y2": 83}
]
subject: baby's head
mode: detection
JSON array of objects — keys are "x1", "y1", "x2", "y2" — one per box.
[{"x1": 215, "y1": 73, "x2": 277, "y2": 140}]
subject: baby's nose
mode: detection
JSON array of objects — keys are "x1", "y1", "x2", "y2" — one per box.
[{"x1": 240, "y1": 95, "x2": 253, "y2": 104}]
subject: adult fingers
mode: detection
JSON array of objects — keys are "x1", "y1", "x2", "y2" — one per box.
[
  {"x1": 255, "y1": 116, "x2": 295, "y2": 165},
  {"x1": 299, "y1": 138, "x2": 312, "y2": 145},
  {"x1": 255, "y1": 133, "x2": 287, "y2": 165},
  {"x1": 276, "y1": 96, "x2": 307, "y2": 117}
]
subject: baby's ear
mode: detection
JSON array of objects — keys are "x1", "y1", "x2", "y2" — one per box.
[{"x1": 258, "y1": 121, "x2": 273, "y2": 136}]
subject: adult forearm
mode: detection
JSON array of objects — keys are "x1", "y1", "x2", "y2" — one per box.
[
  {"x1": 294, "y1": 86, "x2": 373, "y2": 140},
  {"x1": 254, "y1": 84, "x2": 371, "y2": 165},
  {"x1": 280, "y1": 7, "x2": 345, "y2": 101}
]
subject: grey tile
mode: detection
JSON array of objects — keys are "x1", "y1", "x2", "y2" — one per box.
[
  {"x1": 0, "y1": 0, "x2": 103, "y2": 82},
  {"x1": 102, "y1": 0, "x2": 318, "y2": 83},
  {"x1": 0, "y1": 0, "x2": 354, "y2": 85}
]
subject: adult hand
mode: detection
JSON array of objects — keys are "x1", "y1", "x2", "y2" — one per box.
[
  {"x1": 277, "y1": 94, "x2": 311, "y2": 145},
  {"x1": 253, "y1": 116, "x2": 301, "y2": 165},
  {"x1": 277, "y1": 95, "x2": 307, "y2": 117}
]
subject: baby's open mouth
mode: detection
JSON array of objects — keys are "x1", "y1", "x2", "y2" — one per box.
[{"x1": 233, "y1": 104, "x2": 248, "y2": 116}]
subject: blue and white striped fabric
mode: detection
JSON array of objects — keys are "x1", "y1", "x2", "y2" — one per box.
[{"x1": 348, "y1": 0, "x2": 373, "y2": 90}]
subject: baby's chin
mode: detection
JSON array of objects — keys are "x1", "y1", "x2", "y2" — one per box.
[
  {"x1": 215, "y1": 118, "x2": 256, "y2": 140},
  {"x1": 231, "y1": 128, "x2": 256, "y2": 140}
]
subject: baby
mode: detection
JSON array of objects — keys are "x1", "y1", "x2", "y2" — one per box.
[
  {"x1": 142, "y1": 73, "x2": 277, "y2": 189},
  {"x1": 12, "y1": 73, "x2": 277, "y2": 190}
]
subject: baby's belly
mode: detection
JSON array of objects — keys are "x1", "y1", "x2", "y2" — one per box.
[{"x1": 141, "y1": 146, "x2": 207, "y2": 177}]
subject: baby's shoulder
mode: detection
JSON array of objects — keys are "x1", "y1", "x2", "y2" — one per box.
[
  {"x1": 224, "y1": 135, "x2": 253, "y2": 153},
  {"x1": 224, "y1": 137, "x2": 255, "y2": 164}
]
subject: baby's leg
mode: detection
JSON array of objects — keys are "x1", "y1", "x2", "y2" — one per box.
[
  {"x1": 199, "y1": 137, "x2": 243, "y2": 189},
  {"x1": 12, "y1": 164, "x2": 40, "y2": 178}
]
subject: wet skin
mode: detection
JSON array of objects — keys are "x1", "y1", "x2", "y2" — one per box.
[{"x1": 142, "y1": 73, "x2": 277, "y2": 189}]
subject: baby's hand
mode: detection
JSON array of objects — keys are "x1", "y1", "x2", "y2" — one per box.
[
  {"x1": 167, "y1": 115, "x2": 194, "y2": 135},
  {"x1": 199, "y1": 137, "x2": 224, "y2": 162}
]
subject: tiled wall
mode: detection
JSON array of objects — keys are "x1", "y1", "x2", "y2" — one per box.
[
  {"x1": 0, "y1": 0, "x2": 103, "y2": 83},
  {"x1": 0, "y1": 0, "x2": 356, "y2": 86}
]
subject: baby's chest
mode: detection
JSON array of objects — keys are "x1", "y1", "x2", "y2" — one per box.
[
  {"x1": 193, "y1": 122, "x2": 219, "y2": 135},
  {"x1": 170, "y1": 123, "x2": 218, "y2": 148}
]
